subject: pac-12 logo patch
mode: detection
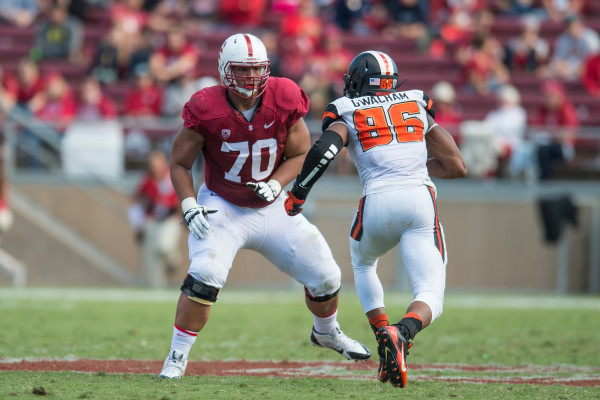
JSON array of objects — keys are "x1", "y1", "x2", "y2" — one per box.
[{"x1": 221, "y1": 129, "x2": 231, "y2": 140}]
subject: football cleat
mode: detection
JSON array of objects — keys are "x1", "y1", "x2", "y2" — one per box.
[
  {"x1": 370, "y1": 323, "x2": 390, "y2": 382},
  {"x1": 376, "y1": 325, "x2": 412, "y2": 388},
  {"x1": 310, "y1": 323, "x2": 371, "y2": 360},
  {"x1": 158, "y1": 350, "x2": 188, "y2": 379},
  {"x1": 376, "y1": 339, "x2": 390, "y2": 383}
]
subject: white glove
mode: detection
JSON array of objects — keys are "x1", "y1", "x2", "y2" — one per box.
[
  {"x1": 181, "y1": 197, "x2": 218, "y2": 240},
  {"x1": 246, "y1": 179, "x2": 282, "y2": 202}
]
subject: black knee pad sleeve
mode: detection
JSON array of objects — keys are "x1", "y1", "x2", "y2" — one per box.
[
  {"x1": 181, "y1": 274, "x2": 220, "y2": 305},
  {"x1": 304, "y1": 286, "x2": 340, "y2": 302}
]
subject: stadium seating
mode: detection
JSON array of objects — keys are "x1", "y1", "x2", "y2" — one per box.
[{"x1": 1, "y1": 3, "x2": 598, "y2": 179}]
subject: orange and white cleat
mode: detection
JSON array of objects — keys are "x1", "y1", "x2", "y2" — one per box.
[{"x1": 375, "y1": 325, "x2": 412, "y2": 388}]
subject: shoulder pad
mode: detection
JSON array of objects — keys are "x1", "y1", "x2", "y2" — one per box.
[
  {"x1": 273, "y1": 77, "x2": 304, "y2": 112},
  {"x1": 189, "y1": 87, "x2": 217, "y2": 114},
  {"x1": 189, "y1": 86, "x2": 228, "y2": 116},
  {"x1": 183, "y1": 86, "x2": 226, "y2": 129},
  {"x1": 422, "y1": 90, "x2": 436, "y2": 119},
  {"x1": 321, "y1": 103, "x2": 341, "y2": 132}
]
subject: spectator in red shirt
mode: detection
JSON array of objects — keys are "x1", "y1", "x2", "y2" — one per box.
[
  {"x1": 219, "y1": 0, "x2": 268, "y2": 27},
  {"x1": 314, "y1": 25, "x2": 353, "y2": 82},
  {"x1": 13, "y1": 59, "x2": 43, "y2": 168},
  {"x1": 458, "y1": 32, "x2": 510, "y2": 96},
  {"x1": 16, "y1": 58, "x2": 44, "y2": 106},
  {"x1": 29, "y1": 72, "x2": 77, "y2": 132},
  {"x1": 583, "y1": 51, "x2": 600, "y2": 96},
  {"x1": 0, "y1": 136, "x2": 13, "y2": 238},
  {"x1": 531, "y1": 80, "x2": 579, "y2": 133},
  {"x1": 430, "y1": 80, "x2": 463, "y2": 143},
  {"x1": 107, "y1": 0, "x2": 170, "y2": 73},
  {"x1": 149, "y1": 28, "x2": 200, "y2": 85},
  {"x1": 440, "y1": 0, "x2": 487, "y2": 46},
  {"x1": 504, "y1": 15, "x2": 550, "y2": 75},
  {"x1": 128, "y1": 150, "x2": 183, "y2": 287},
  {"x1": 279, "y1": 0, "x2": 322, "y2": 81},
  {"x1": 110, "y1": 0, "x2": 149, "y2": 37},
  {"x1": 123, "y1": 68, "x2": 164, "y2": 117},
  {"x1": 362, "y1": 2, "x2": 392, "y2": 35},
  {"x1": 304, "y1": 25, "x2": 353, "y2": 98},
  {"x1": 19, "y1": 71, "x2": 76, "y2": 168},
  {"x1": 76, "y1": 77, "x2": 118, "y2": 120},
  {"x1": 530, "y1": 80, "x2": 580, "y2": 179},
  {"x1": 280, "y1": 0, "x2": 322, "y2": 48},
  {"x1": 0, "y1": 65, "x2": 19, "y2": 111}
]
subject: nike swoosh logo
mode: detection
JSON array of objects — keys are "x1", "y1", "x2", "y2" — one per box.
[
  {"x1": 400, "y1": 344, "x2": 407, "y2": 372},
  {"x1": 176, "y1": 334, "x2": 187, "y2": 337},
  {"x1": 264, "y1": 121, "x2": 275, "y2": 129}
]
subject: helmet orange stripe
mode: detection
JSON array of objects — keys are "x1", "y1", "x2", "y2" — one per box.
[{"x1": 377, "y1": 52, "x2": 391, "y2": 75}]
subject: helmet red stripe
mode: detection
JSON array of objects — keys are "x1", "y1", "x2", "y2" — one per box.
[{"x1": 244, "y1": 34, "x2": 253, "y2": 57}]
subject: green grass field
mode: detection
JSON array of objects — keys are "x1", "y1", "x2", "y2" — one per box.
[{"x1": 1, "y1": 288, "x2": 599, "y2": 399}]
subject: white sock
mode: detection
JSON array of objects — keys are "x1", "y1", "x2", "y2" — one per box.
[
  {"x1": 313, "y1": 309, "x2": 338, "y2": 334},
  {"x1": 169, "y1": 324, "x2": 198, "y2": 358}
]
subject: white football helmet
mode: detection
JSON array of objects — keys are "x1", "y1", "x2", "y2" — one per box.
[{"x1": 218, "y1": 33, "x2": 270, "y2": 99}]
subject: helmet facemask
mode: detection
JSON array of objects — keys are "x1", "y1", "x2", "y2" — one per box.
[
  {"x1": 218, "y1": 33, "x2": 271, "y2": 99},
  {"x1": 223, "y1": 61, "x2": 270, "y2": 99}
]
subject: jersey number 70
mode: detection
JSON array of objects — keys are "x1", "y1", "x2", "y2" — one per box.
[{"x1": 353, "y1": 101, "x2": 425, "y2": 152}]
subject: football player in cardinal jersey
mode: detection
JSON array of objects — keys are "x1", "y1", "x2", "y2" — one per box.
[
  {"x1": 284, "y1": 51, "x2": 467, "y2": 388},
  {"x1": 158, "y1": 33, "x2": 371, "y2": 379}
]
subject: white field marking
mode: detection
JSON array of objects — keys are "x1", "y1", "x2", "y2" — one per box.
[
  {"x1": 228, "y1": 365, "x2": 359, "y2": 377},
  {"x1": 0, "y1": 288, "x2": 599, "y2": 310},
  {"x1": 2, "y1": 359, "x2": 599, "y2": 386},
  {"x1": 0, "y1": 355, "x2": 81, "y2": 363},
  {"x1": 1, "y1": 358, "x2": 598, "y2": 374}
]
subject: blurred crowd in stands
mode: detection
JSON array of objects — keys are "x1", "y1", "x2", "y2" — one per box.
[{"x1": 0, "y1": 0, "x2": 599, "y2": 181}]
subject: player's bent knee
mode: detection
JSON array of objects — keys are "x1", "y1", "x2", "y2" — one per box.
[
  {"x1": 304, "y1": 285, "x2": 340, "y2": 302},
  {"x1": 414, "y1": 292, "x2": 444, "y2": 322},
  {"x1": 181, "y1": 274, "x2": 220, "y2": 306}
]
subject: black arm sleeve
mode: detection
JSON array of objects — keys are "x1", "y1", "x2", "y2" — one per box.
[{"x1": 291, "y1": 129, "x2": 344, "y2": 200}]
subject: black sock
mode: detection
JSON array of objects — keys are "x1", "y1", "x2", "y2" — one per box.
[{"x1": 394, "y1": 317, "x2": 422, "y2": 341}]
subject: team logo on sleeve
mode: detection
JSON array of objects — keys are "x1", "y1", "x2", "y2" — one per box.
[{"x1": 221, "y1": 129, "x2": 231, "y2": 140}]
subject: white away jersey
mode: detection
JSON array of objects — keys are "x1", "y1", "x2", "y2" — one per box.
[{"x1": 322, "y1": 90, "x2": 436, "y2": 194}]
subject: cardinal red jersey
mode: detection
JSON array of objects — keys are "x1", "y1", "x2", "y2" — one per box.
[{"x1": 182, "y1": 77, "x2": 309, "y2": 208}]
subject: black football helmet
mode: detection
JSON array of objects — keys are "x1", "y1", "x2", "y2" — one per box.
[{"x1": 343, "y1": 51, "x2": 404, "y2": 98}]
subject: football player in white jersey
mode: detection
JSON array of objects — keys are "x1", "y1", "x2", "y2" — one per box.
[{"x1": 284, "y1": 51, "x2": 467, "y2": 388}]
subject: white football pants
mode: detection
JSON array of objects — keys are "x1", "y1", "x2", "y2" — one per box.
[
  {"x1": 187, "y1": 184, "x2": 341, "y2": 298},
  {"x1": 350, "y1": 184, "x2": 447, "y2": 322}
]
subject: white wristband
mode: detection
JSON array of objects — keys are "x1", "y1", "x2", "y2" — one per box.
[
  {"x1": 267, "y1": 179, "x2": 282, "y2": 197},
  {"x1": 181, "y1": 197, "x2": 198, "y2": 214},
  {"x1": 427, "y1": 123, "x2": 438, "y2": 133}
]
